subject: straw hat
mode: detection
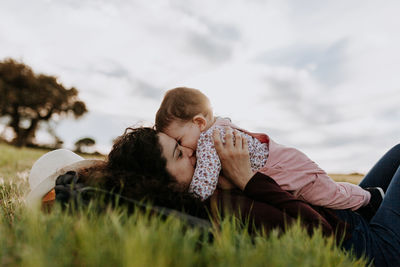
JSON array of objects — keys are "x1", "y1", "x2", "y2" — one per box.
[{"x1": 26, "y1": 149, "x2": 104, "y2": 205}]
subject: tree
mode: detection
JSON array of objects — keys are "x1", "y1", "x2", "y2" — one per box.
[
  {"x1": 74, "y1": 137, "x2": 96, "y2": 153},
  {"x1": 0, "y1": 58, "x2": 87, "y2": 146}
]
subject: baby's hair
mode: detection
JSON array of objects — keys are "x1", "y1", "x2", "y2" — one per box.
[{"x1": 155, "y1": 87, "x2": 211, "y2": 132}]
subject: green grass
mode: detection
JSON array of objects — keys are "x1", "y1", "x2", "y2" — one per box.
[{"x1": 0, "y1": 143, "x2": 367, "y2": 266}]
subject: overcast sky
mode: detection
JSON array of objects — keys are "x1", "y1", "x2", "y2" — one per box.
[{"x1": 1, "y1": 0, "x2": 399, "y2": 173}]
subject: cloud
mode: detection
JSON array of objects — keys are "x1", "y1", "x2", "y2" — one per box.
[
  {"x1": 171, "y1": 4, "x2": 239, "y2": 64},
  {"x1": 133, "y1": 79, "x2": 162, "y2": 99},
  {"x1": 255, "y1": 39, "x2": 349, "y2": 86},
  {"x1": 185, "y1": 32, "x2": 234, "y2": 63},
  {"x1": 173, "y1": 1, "x2": 241, "y2": 42},
  {"x1": 1, "y1": 0, "x2": 400, "y2": 172},
  {"x1": 84, "y1": 60, "x2": 163, "y2": 99},
  {"x1": 202, "y1": 21, "x2": 241, "y2": 42},
  {"x1": 378, "y1": 106, "x2": 400, "y2": 122},
  {"x1": 260, "y1": 67, "x2": 342, "y2": 126},
  {"x1": 90, "y1": 61, "x2": 131, "y2": 79}
]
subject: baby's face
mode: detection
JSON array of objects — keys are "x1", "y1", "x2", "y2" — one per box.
[{"x1": 164, "y1": 120, "x2": 202, "y2": 151}]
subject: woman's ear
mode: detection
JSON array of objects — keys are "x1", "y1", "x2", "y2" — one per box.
[{"x1": 193, "y1": 115, "x2": 207, "y2": 131}]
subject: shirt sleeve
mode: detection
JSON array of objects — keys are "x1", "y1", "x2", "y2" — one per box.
[
  {"x1": 264, "y1": 142, "x2": 371, "y2": 210},
  {"x1": 243, "y1": 172, "x2": 334, "y2": 236},
  {"x1": 189, "y1": 130, "x2": 221, "y2": 201},
  {"x1": 296, "y1": 174, "x2": 371, "y2": 210}
]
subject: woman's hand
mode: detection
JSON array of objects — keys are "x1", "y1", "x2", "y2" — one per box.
[{"x1": 213, "y1": 128, "x2": 255, "y2": 191}]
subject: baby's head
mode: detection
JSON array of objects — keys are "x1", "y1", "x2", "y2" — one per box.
[{"x1": 155, "y1": 87, "x2": 213, "y2": 150}]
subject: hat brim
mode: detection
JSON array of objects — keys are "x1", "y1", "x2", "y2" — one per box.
[{"x1": 26, "y1": 159, "x2": 104, "y2": 205}]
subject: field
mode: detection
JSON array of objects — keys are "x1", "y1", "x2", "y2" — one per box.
[{"x1": 0, "y1": 142, "x2": 367, "y2": 266}]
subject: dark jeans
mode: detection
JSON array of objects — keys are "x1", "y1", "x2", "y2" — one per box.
[{"x1": 334, "y1": 144, "x2": 400, "y2": 267}]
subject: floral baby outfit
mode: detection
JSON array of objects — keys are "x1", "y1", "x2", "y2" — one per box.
[{"x1": 188, "y1": 122, "x2": 269, "y2": 200}]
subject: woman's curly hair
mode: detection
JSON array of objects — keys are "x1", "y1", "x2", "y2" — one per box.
[{"x1": 80, "y1": 127, "x2": 208, "y2": 218}]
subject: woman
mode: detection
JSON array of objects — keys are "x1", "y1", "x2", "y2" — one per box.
[
  {"x1": 29, "y1": 126, "x2": 398, "y2": 265},
  {"x1": 102, "y1": 126, "x2": 400, "y2": 266}
]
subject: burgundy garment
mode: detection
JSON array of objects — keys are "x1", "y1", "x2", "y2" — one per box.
[{"x1": 209, "y1": 172, "x2": 351, "y2": 242}]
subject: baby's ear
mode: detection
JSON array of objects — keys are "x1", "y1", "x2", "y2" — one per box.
[{"x1": 193, "y1": 114, "x2": 207, "y2": 131}]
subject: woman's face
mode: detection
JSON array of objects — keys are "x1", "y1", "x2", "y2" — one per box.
[{"x1": 158, "y1": 132, "x2": 196, "y2": 191}]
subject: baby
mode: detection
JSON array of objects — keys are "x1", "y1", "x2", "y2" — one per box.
[{"x1": 155, "y1": 87, "x2": 379, "y2": 212}]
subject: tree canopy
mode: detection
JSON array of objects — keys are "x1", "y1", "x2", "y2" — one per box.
[
  {"x1": 0, "y1": 58, "x2": 87, "y2": 146},
  {"x1": 74, "y1": 137, "x2": 96, "y2": 153}
]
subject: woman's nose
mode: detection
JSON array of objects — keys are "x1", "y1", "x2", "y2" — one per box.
[{"x1": 181, "y1": 146, "x2": 194, "y2": 157}]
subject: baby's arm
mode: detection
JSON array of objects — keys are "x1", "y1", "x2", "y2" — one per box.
[
  {"x1": 189, "y1": 129, "x2": 222, "y2": 201},
  {"x1": 297, "y1": 173, "x2": 371, "y2": 210},
  {"x1": 266, "y1": 143, "x2": 371, "y2": 210}
]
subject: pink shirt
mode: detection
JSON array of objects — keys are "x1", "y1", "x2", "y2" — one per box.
[{"x1": 189, "y1": 118, "x2": 370, "y2": 210}]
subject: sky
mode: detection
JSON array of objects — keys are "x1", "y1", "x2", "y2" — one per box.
[{"x1": 0, "y1": 0, "x2": 399, "y2": 173}]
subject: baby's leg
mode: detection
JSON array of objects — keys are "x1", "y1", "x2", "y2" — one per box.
[
  {"x1": 368, "y1": 164, "x2": 400, "y2": 263},
  {"x1": 359, "y1": 144, "x2": 400, "y2": 192}
]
